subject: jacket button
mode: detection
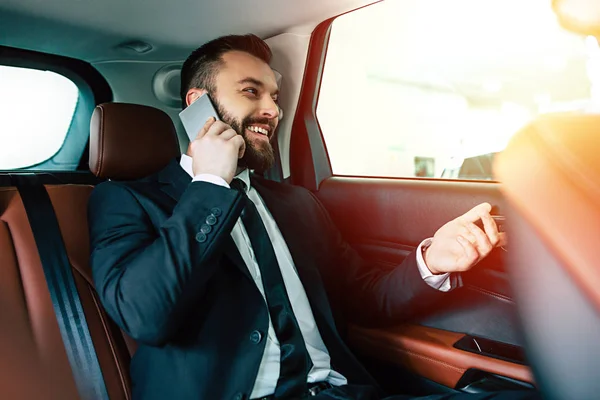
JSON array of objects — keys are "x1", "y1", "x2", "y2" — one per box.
[
  {"x1": 195, "y1": 232, "x2": 207, "y2": 243},
  {"x1": 206, "y1": 214, "x2": 217, "y2": 226},
  {"x1": 233, "y1": 393, "x2": 244, "y2": 400},
  {"x1": 249, "y1": 330, "x2": 263, "y2": 344},
  {"x1": 200, "y1": 224, "x2": 212, "y2": 234},
  {"x1": 211, "y1": 207, "x2": 222, "y2": 217}
]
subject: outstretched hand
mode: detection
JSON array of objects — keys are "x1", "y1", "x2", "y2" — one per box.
[{"x1": 423, "y1": 203, "x2": 506, "y2": 275}]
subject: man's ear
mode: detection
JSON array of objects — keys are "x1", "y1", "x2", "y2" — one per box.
[{"x1": 185, "y1": 88, "x2": 208, "y2": 107}]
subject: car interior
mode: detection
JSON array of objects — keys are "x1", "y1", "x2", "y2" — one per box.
[{"x1": 1, "y1": 0, "x2": 599, "y2": 399}]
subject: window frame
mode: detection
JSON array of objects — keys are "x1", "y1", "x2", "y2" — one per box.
[
  {"x1": 0, "y1": 45, "x2": 112, "y2": 171},
  {"x1": 292, "y1": 2, "x2": 578, "y2": 188}
]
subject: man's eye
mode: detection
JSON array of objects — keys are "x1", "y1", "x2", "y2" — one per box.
[{"x1": 243, "y1": 88, "x2": 258, "y2": 96}]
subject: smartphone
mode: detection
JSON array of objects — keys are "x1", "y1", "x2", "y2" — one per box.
[{"x1": 179, "y1": 93, "x2": 220, "y2": 142}]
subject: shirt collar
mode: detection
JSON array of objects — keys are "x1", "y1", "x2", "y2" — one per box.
[{"x1": 179, "y1": 154, "x2": 251, "y2": 193}]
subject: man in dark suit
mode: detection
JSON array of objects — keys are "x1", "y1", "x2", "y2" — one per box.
[{"x1": 88, "y1": 35, "x2": 535, "y2": 400}]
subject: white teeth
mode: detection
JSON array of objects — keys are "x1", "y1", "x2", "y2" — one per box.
[{"x1": 248, "y1": 126, "x2": 268, "y2": 135}]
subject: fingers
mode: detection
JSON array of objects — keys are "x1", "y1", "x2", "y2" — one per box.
[
  {"x1": 480, "y1": 213, "x2": 500, "y2": 247},
  {"x1": 465, "y1": 222, "x2": 492, "y2": 255},
  {"x1": 457, "y1": 236, "x2": 479, "y2": 267},
  {"x1": 195, "y1": 118, "x2": 239, "y2": 143},
  {"x1": 429, "y1": 203, "x2": 507, "y2": 274},
  {"x1": 231, "y1": 135, "x2": 246, "y2": 159},
  {"x1": 195, "y1": 117, "x2": 217, "y2": 140},
  {"x1": 458, "y1": 227, "x2": 477, "y2": 245},
  {"x1": 460, "y1": 202, "x2": 507, "y2": 253},
  {"x1": 460, "y1": 202, "x2": 492, "y2": 223},
  {"x1": 205, "y1": 120, "x2": 233, "y2": 137},
  {"x1": 218, "y1": 128, "x2": 238, "y2": 141}
]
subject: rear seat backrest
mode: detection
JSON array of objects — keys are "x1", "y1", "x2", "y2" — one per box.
[
  {"x1": 89, "y1": 102, "x2": 180, "y2": 180},
  {"x1": 1, "y1": 102, "x2": 180, "y2": 399},
  {"x1": 0, "y1": 185, "x2": 132, "y2": 399}
]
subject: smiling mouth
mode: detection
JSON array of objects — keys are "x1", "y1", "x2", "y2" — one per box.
[{"x1": 246, "y1": 125, "x2": 269, "y2": 136}]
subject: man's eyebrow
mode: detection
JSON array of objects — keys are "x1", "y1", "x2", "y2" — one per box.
[
  {"x1": 238, "y1": 77, "x2": 263, "y2": 87},
  {"x1": 238, "y1": 77, "x2": 279, "y2": 95}
]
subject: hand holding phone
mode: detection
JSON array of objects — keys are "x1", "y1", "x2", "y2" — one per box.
[
  {"x1": 187, "y1": 118, "x2": 245, "y2": 183},
  {"x1": 179, "y1": 93, "x2": 245, "y2": 183}
]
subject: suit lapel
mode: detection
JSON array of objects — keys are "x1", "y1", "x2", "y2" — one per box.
[{"x1": 251, "y1": 177, "x2": 338, "y2": 330}]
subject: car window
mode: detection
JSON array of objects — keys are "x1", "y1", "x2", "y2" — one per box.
[
  {"x1": 0, "y1": 65, "x2": 79, "y2": 170},
  {"x1": 317, "y1": 0, "x2": 595, "y2": 180}
]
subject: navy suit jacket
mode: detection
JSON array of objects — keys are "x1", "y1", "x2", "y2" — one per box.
[{"x1": 88, "y1": 158, "x2": 445, "y2": 400}]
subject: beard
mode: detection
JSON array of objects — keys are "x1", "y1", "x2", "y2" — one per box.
[{"x1": 213, "y1": 97, "x2": 275, "y2": 173}]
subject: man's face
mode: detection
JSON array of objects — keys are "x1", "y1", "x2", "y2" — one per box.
[{"x1": 210, "y1": 51, "x2": 280, "y2": 172}]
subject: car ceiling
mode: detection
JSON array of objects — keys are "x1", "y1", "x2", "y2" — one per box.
[
  {"x1": 0, "y1": 0, "x2": 593, "y2": 115},
  {"x1": 0, "y1": 0, "x2": 374, "y2": 62}
]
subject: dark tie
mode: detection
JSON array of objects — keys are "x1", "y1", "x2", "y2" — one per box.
[{"x1": 230, "y1": 178, "x2": 313, "y2": 398}]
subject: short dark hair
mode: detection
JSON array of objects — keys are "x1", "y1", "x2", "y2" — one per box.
[{"x1": 180, "y1": 34, "x2": 272, "y2": 108}]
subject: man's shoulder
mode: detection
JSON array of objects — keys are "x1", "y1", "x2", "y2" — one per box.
[
  {"x1": 90, "y1": 167, "x2": 162, "y2": 202},
  {"x1": 93, "y1": 175, "x2": 156, "y2": 194},
  {"x1": 93, "y1": 158, "x2": 173, "y2": 191}
]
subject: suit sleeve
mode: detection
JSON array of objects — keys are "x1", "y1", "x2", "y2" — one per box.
[
  {"x1": 307, "y1": 190, "x2": 448, "y2": 326},
  {"x1": 88, "y1": 181, "x2": 244, "y2": 345}
]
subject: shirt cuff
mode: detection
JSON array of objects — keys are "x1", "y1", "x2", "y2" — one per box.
[
  {"x1": 416, "y1": 238, "x2": 455, "y2": 292},
  {"x1": 192, "y1": 174, "x2": 230, "y2": 188}
]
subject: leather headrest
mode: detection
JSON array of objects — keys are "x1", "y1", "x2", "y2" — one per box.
[
  {"x1": 89, "y1": 103, "x2": 180, "y2": 180},
  {"x1": 495, "y1": 113, "x2": 600, "y2": 310}
]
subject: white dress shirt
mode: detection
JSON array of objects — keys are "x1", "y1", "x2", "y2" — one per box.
[{"x1": 179, "y1": 155, "x2": 452, "y2": 398}]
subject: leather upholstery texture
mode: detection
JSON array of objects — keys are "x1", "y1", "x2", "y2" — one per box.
[
  {"x1": 89, "y1": 103, "x2": 180, "y2": 180},
  {"x1": 0, "y1": 186, "x2": 132, "y2": 399}
]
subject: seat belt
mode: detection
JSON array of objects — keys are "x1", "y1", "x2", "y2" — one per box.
[{"x1": 13, "y1": 175, "x2": 109, "y2": 400}]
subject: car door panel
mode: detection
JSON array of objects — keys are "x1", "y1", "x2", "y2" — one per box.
[
  {"x1": 347, "y1": 324, "x2": 533, "y2": 388},
  {"x1": 313, "y1": 177, "x2": 531, "y2": 388}
]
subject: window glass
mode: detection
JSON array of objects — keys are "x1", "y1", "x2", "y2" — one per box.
[
  {"x1": 317, "y1": 0, "x2": 595, "y2": 180},
  {"x1": 0, "y1": 66, "x2": 79, "y2": 170}
]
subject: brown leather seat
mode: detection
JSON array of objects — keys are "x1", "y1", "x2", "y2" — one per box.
[
  {"x1": 495, "y1": 113, "x2": 600, "y2": 400},
  {"x1": 89, "y1": 102, "x2": 180, "y2": 180},
  {"x1": 0, "y1": 185, "x2": 132, "y2": 399},
  {"x1": 0, "y1": 102, "x2": 180, "y2": 399}
]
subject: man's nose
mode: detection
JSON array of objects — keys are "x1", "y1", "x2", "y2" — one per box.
[{"x1": 259, "y1": 97, "x2": 280, "y2": 120}]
